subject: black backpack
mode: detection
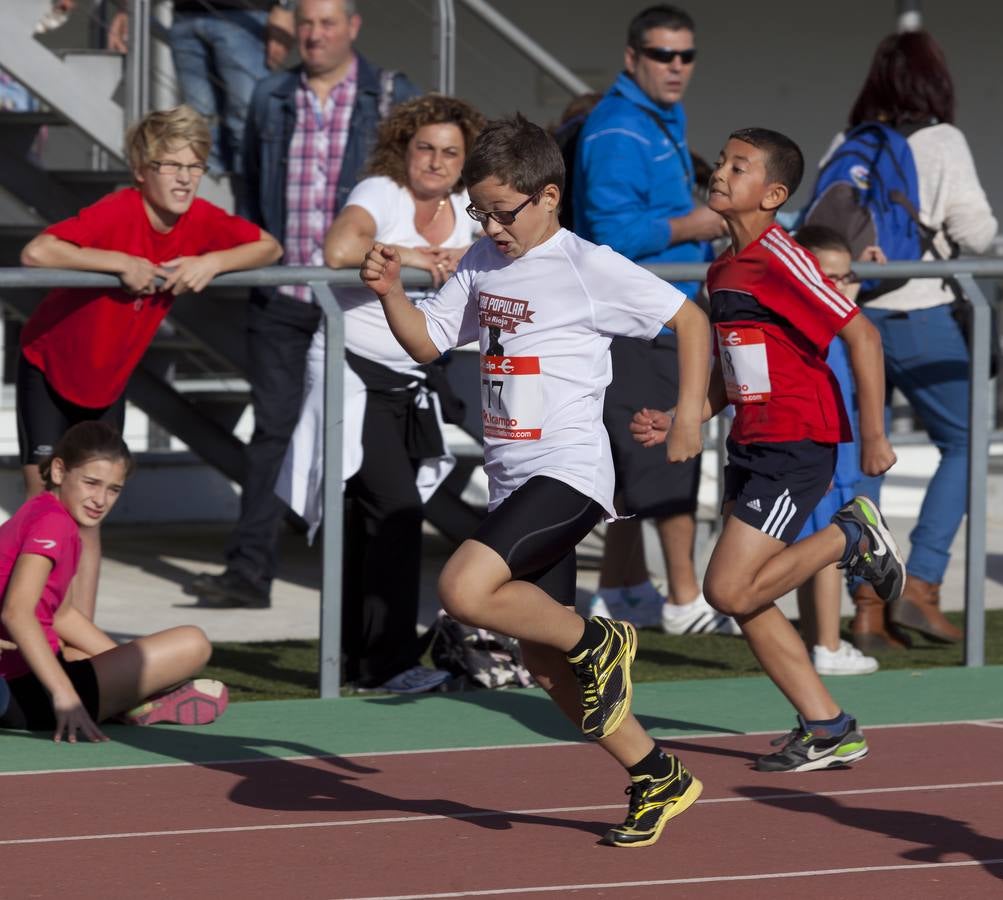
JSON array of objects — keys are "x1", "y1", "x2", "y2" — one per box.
[{"x1": 427, "y1": 612, "x2": 535, "y2": 689}]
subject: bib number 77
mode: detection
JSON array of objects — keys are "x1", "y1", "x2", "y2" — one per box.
[{"x1": 480, "y1": 354, "x2": 544, "y2": 440}]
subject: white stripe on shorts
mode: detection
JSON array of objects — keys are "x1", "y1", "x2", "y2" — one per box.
[{"x1": 762, "y1": 489, "x2": 798, "y2": 540}]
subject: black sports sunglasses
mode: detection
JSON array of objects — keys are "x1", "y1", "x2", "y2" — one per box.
[{"x1": 636, "y1": 46, "x2": 697, "y2": 65}]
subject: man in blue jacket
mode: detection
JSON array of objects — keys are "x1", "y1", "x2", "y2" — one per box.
[
  {"x1": 190, "y1": 0, "x2": 419, "y2": 608},
  {"x1": 574, "y1": 4, "x2": 736, "y2": 636}
]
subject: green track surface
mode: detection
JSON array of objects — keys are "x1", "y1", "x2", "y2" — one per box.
[{"x1": 1, "y1": 666, "x2": 1000, "y2": 774}]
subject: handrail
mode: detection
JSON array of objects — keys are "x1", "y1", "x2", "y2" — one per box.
[
  {"x1": 0, "y1": 258, "x2": 996, "y2": 687},
  {"x1": 456, "y1": 0, "x2": 592, "y2": 97},
  {"x1": 5, "y1": 256, "x2": 1003, "y2": 290}
]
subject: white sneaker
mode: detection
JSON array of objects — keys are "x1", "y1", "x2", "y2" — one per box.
[
  {"x1": 379, "y1": 666, "x2": 452, "y2": 694},
  {"x1": 661, "y1": 593, "x2": 741, "y2": 636},
  {"x1": 588, "y1": 590, "x2": 625, "y2": 620},
  {"x1": 619, "y1": 581, "x2": 664, "y2": 628},
  {"x1": 812, "y1": 641, "x2": 879, "y2": 676}
]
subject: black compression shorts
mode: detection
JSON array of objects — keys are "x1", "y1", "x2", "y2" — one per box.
[{"x1": 472, "y1": 476, "x2": 603, "y2": 605}]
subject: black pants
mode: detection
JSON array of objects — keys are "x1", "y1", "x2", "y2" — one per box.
[
  {"x1": 343, "y1": 384, "x2": 424, "y2": 687},
  {"x1": 224, "y1": 291, "x2": 321, "y2": 587}
]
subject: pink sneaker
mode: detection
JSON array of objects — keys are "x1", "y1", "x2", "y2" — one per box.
[{"x1": 121, "y1": 679, "x2": 229, "y2": 726}]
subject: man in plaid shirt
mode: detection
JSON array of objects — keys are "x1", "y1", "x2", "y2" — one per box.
[{"x1": 190, "y1": 0, "x2": 419, "y2": 608}]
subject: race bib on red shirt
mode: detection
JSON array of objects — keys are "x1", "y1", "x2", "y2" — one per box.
[
  {"x1": 480, "y1": 355, "x2": 543, "y2": 440},
  {"x1": 716, "y1": 325, "x2": 772, "y2": 404}
]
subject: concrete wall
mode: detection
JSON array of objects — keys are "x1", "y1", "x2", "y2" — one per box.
[{"x1": 356, "y1": 0, "x2": 1003, "y2": 214}]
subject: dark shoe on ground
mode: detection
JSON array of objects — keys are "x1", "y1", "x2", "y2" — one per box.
[
  {"x1": 891, "y1": 575, "x2": 962, "y2": 643},
  {"x1": 756, "y1": 716, "x2": 869, "y2": 772},
  {"x1": 187, "y1": 570, "x2": 271, "y2": 609},
  {"x1": 567, "y1": 617, "x2": 637, "y2": 741},
  {"x1": 832, "y1": 496, "x2": 905, "y2": 603},
  {"x1": 358, "y1": 666, "x2": 452, "y2": 695},
  {"x1": 850, "y1": 583, "x2": 911, "y2": 653},
  {"x1": 601, "y1": 755, "x2": 703, "y2": 848}
]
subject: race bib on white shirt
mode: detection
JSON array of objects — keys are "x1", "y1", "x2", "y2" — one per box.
[
  {"x1": 716, "y1": 324, "x2": 772, "y2": 404},
  {"x1": 480, "y1": 354, "x2": 543, "y2": 440}
]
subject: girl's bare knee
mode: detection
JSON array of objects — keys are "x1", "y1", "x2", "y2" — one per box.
[{"x1": 171, "y1": 625, "x2": 211, "y2": 670}]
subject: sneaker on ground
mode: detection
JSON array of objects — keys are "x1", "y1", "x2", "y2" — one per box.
[
  {"x1": 756, "y1": 716, "x2": 869, "y2": 772},
  {"x1": 812, "y1": 640, "x2": 879, "y2": 676},
  {"x1": 567, "y1": 617, "x2": 637, "y2": 741},
  {"x1": 619, "y1": 582, "x2": 664, "y2": 629},
  {"x1": 187, "y1": 570, "x2": 271, "y2": 609},
  {"x1": 378, "y1": 666, "x2": 452, "y2": 694},
  {"x1": 601, "y1": 755, "x2": 703, "y2": 848},
  {"x1": 661, "y1": 593, "x2": 741, "y2": 636},
  {"x1": 588, "y1": 592, "x2": 622, "y2": 621},
  {"x1": 120, "y1": 679, "x2": 229, "y2": 726},
  {"x1": 832, "y1": 496, "x2": 905, "y2": 604}
]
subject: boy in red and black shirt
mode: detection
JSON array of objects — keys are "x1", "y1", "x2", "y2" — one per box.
[{"x1": 632, "y1": 127, "x2": 905, "y2": 772}]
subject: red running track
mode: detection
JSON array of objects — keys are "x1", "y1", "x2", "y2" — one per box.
[{"x1": 2, "y1": 721, "x2": 1002, "y2": 899}]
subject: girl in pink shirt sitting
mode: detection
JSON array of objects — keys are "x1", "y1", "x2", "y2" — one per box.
[{"x1": 0, "y1": 421, "x2": 227, "y2": 742}]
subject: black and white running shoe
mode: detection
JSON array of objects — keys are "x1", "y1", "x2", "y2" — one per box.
[
  {"x1": 832, "y1": 496, "x2": 905, "y2": 604},
  {"x1": 756, "y1": 716, "x2": 869, "y2": 773}
]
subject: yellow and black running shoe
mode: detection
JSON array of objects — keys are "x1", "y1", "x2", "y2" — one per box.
[
  {"x1": 756, "y1": 716, "x2": 869, "y2": 772},
  {"x1": 601, "y1": 756, "x2": 703, "y2": 848},
  {"x1": 567, "y1": 616, "x2": 637, "y2": 741}
]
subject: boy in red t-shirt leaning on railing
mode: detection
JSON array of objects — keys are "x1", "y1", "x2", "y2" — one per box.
[{"x1": 18, "y1": 104, "x2": 282, "y2": 623}]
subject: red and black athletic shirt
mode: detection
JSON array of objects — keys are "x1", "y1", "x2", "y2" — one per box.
[{"x1": 706, "y1": 224, "x2": 858, "y2": 445}]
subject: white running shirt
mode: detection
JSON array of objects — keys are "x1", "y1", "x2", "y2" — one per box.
[
  {"x1": 418, "y1": 228, "x2": 687, "y2": 517},
  {"x1": 338, "y1": 175, "x2": 480, "y2": 374}
]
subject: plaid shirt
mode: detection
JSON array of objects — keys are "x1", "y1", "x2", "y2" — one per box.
[{"x1": 282, "y1": 58, "x2": 358, "y2": 301}]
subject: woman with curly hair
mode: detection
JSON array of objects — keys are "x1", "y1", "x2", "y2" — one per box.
[{"x1": 276, "y1": 94, "x2": 484, "y2": 693}]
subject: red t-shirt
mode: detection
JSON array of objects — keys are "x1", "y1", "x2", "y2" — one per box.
[
  {"x1": 21, "y1": 188, "x2": 262, "y2": 408},
  {"x1": 0, "y1": 493, "x2": 81, "y2": 680},
  {"x1": 707, "y1": 224, "x2": 859, "y2": 445}
]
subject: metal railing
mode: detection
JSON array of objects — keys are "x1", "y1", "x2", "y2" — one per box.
[{"x1": 0, "y1": 258, "x2": 997, "y2": 690}]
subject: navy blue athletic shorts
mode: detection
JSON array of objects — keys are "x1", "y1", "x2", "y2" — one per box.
[
  {"x1": 723, "y1": 437, "x2": 837, "y2": 545},
  {"x1": 472, "y1": 476, "x2": 603, "y2": 605}
]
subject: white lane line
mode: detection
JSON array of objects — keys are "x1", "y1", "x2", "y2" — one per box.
[
  {"x1": 331, "y1": 858, "x2": 1003, "y2": 900},
  {"x1": 971, "y1": 720, "x2": 1003, "y2": 730},
  {"x1": 1, "y1": 717, "x2": 998, "y2": 778},
  {"x1": 2, "y1": 779, "x2": 1002, "y2": 847}
]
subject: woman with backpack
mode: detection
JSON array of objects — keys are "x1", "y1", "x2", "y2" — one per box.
[{"x1": 812, "y1": 30, "x2": 996, "y2": 651}]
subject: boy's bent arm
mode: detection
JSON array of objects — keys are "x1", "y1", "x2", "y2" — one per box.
[
  {"x1": 361, "y1": 243, "x2": 440, "y2": 364},
  {"x1": 21, "y1": 233, "x2": 164, "y2": 295},
  {"x1": 839, "y1": 314, "x2": 897, "y2": 476},
  {"x1": 161, "y1": 229, "x2": 282, "y2": 295},
  {"x1": 664, "y1": 300, "x2": 711, "y2": 462}
]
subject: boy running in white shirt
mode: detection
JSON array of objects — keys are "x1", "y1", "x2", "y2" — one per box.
[{"x1": 361, "y1": 114, "x2": 711, "y2": 848}]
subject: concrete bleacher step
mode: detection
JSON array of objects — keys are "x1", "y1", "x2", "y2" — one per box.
[{"x1": 53, "y1": 49, "x2": 125, "y2": 106}]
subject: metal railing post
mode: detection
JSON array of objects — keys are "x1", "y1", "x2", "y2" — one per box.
[
  {"x1": 956, "y1": 274, "x2": 989, "y2": 667},
  {"x1": 433, "y1": 0, "x2": 456, "y2": 95},
  {"x1": 125, "y1": 0, "x2": 153, "y2": 126},
  {"x1": 310, "y1": 281, "x2": 346, "y2": 698}
]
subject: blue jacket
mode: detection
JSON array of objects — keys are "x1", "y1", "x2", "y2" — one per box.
[
  {"x1": 573, "y1": 71, "x2": 706, "y2": 297},
  {"x1": 240, "y1": 54, "x2": 420, "y2": 241}
]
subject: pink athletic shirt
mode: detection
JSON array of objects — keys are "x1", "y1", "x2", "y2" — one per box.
[{"x1": 0, "y1": 493, "x2": 81, "y2": 679}]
